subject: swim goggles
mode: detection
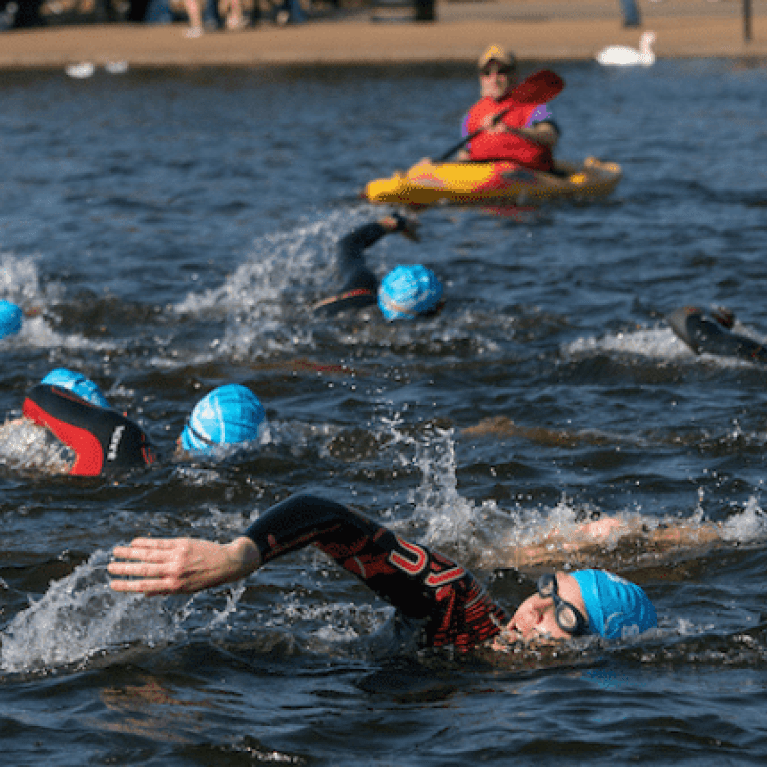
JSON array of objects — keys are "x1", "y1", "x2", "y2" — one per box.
[{"x1": 537, "y1": 573, "x2": 590, "y2": 636}]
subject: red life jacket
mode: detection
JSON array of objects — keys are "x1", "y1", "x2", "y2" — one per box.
[{"x1": 464, "y1": 95, "x2": 554, "y2": 171}]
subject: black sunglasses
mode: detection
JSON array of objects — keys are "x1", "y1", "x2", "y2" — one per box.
[
  {"x1": 480, "y1": 65, "x2": 513, "y2": 77},
  {"x1": 537, "y1": 573, "x2": 589, "y2": 636}
]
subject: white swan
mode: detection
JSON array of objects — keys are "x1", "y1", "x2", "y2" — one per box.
[
  {"x1": 65, "y1": 62, "x2": 95, "y2": 79},
  {"x1": 596, "y1": 31, "x2": 656, "y2": 67}
]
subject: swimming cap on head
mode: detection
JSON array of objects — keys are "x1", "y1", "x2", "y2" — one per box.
[
  {"x1": 571, "y1": 569, "x2": 656, "y2": 640},
  {"x1": 378, "y1": 265, "x2": 443, "y2": 321},
  {"x1": 41, "y1": 368, "x2": 111, "y2": 409},
  {"x1": 0, "y1": 300, "x2": 23, "y2": 339},
  {"x1": 180, "y1": 384, "x2": 267, "y2": 456}
]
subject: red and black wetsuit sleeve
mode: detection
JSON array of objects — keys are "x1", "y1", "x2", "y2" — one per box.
[
  {"x1": 22, "y1": 384, "x2": 156, "y2": 477},
  {"x1": 243, "y1": 494, "x2": 508, "y2": 651},
  {"x1": 313, "y1": 223, "x2": 384, "y2": 315}
]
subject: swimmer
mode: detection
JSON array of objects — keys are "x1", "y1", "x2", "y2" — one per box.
[
  {"x1": 176, "y1": 383, "x2": 268, "y2": 456},
  {"x1": 666, "y1": 306, "x2": 767, "y2": 365},
  {"x1": 462, "y1": 415, "x2": 614, "y2": 448},
  {"x1": 109, "y1": 493, "x2": 657, "y2": 650},
  {"x1": 3, "y1": 371, "x2": 267, "y2": 477},
  {"x1": 313, "y1": 214, "x2": 444, "y2": 320},
  {"x1": 0, "y1": 299, "x2": 23, "y2": 340},
  {"x1": 18, "y1": 368, "x2": 155, "y2": 476}
]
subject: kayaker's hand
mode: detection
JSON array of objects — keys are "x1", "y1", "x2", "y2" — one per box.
[{"x1": 482, "y1": 113, "x2": 507, "y2": 133}]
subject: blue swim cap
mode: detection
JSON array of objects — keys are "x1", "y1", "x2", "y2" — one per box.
[
  {"x1": 180, "y1": 384, "x2": 267, "y2": 456},
  {"x1": 571, "y1": 569, "x2": 656, "y2": 640},
  {"x1": 378, "y1": 265, "x2": 443, "y2": 321},
  {"x1": 41, "y1": 368, "x2": 111, "y2": 409},
  {"x1": 0, "y1": 300, "x2": 23, "y2": 339}
]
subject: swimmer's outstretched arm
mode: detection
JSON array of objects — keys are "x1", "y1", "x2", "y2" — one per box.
[
  {"x1": 505, "y1": 516, "x2": 725, "y2": 570},
  {"x1": 110, "y1": 494, "x2": 506, "y2": 650},
  {"x1": 109, "y1": 536, "x2": 261, "y2": 595},
  {"x1": 336, "y1": 215, "x2": 419, "y2": 273}
]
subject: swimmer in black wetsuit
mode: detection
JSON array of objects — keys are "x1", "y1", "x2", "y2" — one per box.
[
  {"x1": 666, "y1": 306, "x2": 767, "y2": 365},
  {"x1": 22, "y1": 383, "x2": 155, "y2": 477},
  {"x1": 313, "y1": 214, "x2": 445, "y2": 321},
  {"x1": 109, "y1": 493, "x2": 657, "y2": 651}
]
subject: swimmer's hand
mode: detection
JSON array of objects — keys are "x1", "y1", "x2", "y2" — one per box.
[
  {"x1": 381, "y1": 213, "x2": 420, "y2": 242},
  {"x1": 108, "y1": 536, "x2": 261, "y2": 595}
]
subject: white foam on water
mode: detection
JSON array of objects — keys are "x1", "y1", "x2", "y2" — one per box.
[
  {"x1": 0, "y1": 546, "x2": 256, "y2": 675},
  {"x1": 1, "y1": 252, "x2": 115, "y2": 352},
  {"x1": 397, "y1": 425, "x2": 767, "y2": 570},
  {"x1": 0, "y1": 550, "x2": 178, "y2": 674},
  {"x1": 269, "y1": 597, "x2": 388, "y2": 645},
  {"x1": 0, "y1": 252, "x2": 44, "y2": 302},
  {"x1": 173, "y1": 210, "x2": 374, "y2": 358},
  {"x1": 719, "y1": 495, "x2": 767, "y2": 541},
  {"x1": 567, "y1": 322, "x2": 767, "y2": 370},
  {"x1": 566, "y1": 325, "x2": 692, "y2": 361},
  {"x1": 172, "y1": 219, "x2": 325, "y2": 316},
  {"x1": 0, "y1": 418, "x2": 74, "y2": 475},
  {"x1": 16, "y1": 314, "x2": 113, "y2": 351}
]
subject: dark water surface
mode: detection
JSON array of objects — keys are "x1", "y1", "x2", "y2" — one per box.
[{"x1": 1, "y1": 60, "x2": 767, "y2": 765}]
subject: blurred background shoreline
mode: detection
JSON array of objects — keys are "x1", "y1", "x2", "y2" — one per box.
[{"x1": 1, "y1": 0, "x2": 766, "y2": 68}]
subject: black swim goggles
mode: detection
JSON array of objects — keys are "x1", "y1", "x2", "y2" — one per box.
[{"x1": 537, "y1": 573, "x2": 590, "y2": 637}]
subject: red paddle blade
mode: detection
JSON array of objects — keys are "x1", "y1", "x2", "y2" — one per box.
[{"x1": 510, "y1": 69, "x2": 565, "y2": 104}]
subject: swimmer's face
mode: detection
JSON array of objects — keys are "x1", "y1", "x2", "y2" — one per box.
[{"x1": 505, "y1": 572, "x2": 588, "y2": 642}]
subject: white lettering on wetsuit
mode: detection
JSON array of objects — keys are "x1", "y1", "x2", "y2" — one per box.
[{"x1": 107, "y1": 425, "x2": 125, "y2": 462}]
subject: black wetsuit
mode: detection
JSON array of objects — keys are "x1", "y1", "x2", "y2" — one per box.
[
  {"x1": 312, "y1": 222, "x2": 385, "y2": 315},
  {"x1": 22, "y1": 384, "x2": 155, "y2": 477},
  {"x1": 666, "y1": 307, "x2": 767, "y2": 365},
  {"x1": 243, "y1": 494, "x2": 508, "y2": 652}
]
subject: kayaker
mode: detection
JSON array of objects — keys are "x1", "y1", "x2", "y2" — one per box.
[
  {"x1": 109, "y1": 492, "x2": 657, "y2": 650},
  {"x1": 2, "y1": 370, "x2": 267, "y2": 476},
  {"x1": 458, "y1": 44, "x2": 560, "y2": 171},
  {"x1": 666, "y1": 306, "x2": 767, "y2": 365},
  {"x1": 313, "y1": 214, "x2": 444, "y2": 321}
]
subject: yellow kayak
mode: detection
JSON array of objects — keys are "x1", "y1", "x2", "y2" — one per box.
[{"x1": 364, "y1": 157, "x2": 622, "y2": 207}]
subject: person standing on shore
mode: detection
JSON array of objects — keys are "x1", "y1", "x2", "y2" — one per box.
[
  {"x1": 458, "y1": 45, "x2": 560, "y2": 171},
  {"x1": 619, "y1": 0, "x2": 641, "y2": 27}
]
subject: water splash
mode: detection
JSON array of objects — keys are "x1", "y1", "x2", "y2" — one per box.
[
  {"x1": 0, "y1": 418, "x2": 74, "y2": 475},
  {"x1": 566, "y1": 325, "x2": 690, "y2": 361},
  {"x1": 0, "y1": 550, "x2": 178, "y2": 674},
  {"x1": 399, "y1": 425, "x2": 767, "y2": 572},
  {"x1": 173, "y1": 209, "x2": 375, "y2": 359},
  {"x1": 720, "y1": 495, "x2": 767, "y2": 541},
  {"x1": 0, "y1": 253, "x2": 100, "y2": 350},
  {"x1": 0, "y1": 252, "x2": 46, "y2": 304}
]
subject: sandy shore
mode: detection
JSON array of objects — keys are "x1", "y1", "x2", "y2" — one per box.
[{"x1": 0, "y1": 0, "x2": 766, "y2": 68}]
